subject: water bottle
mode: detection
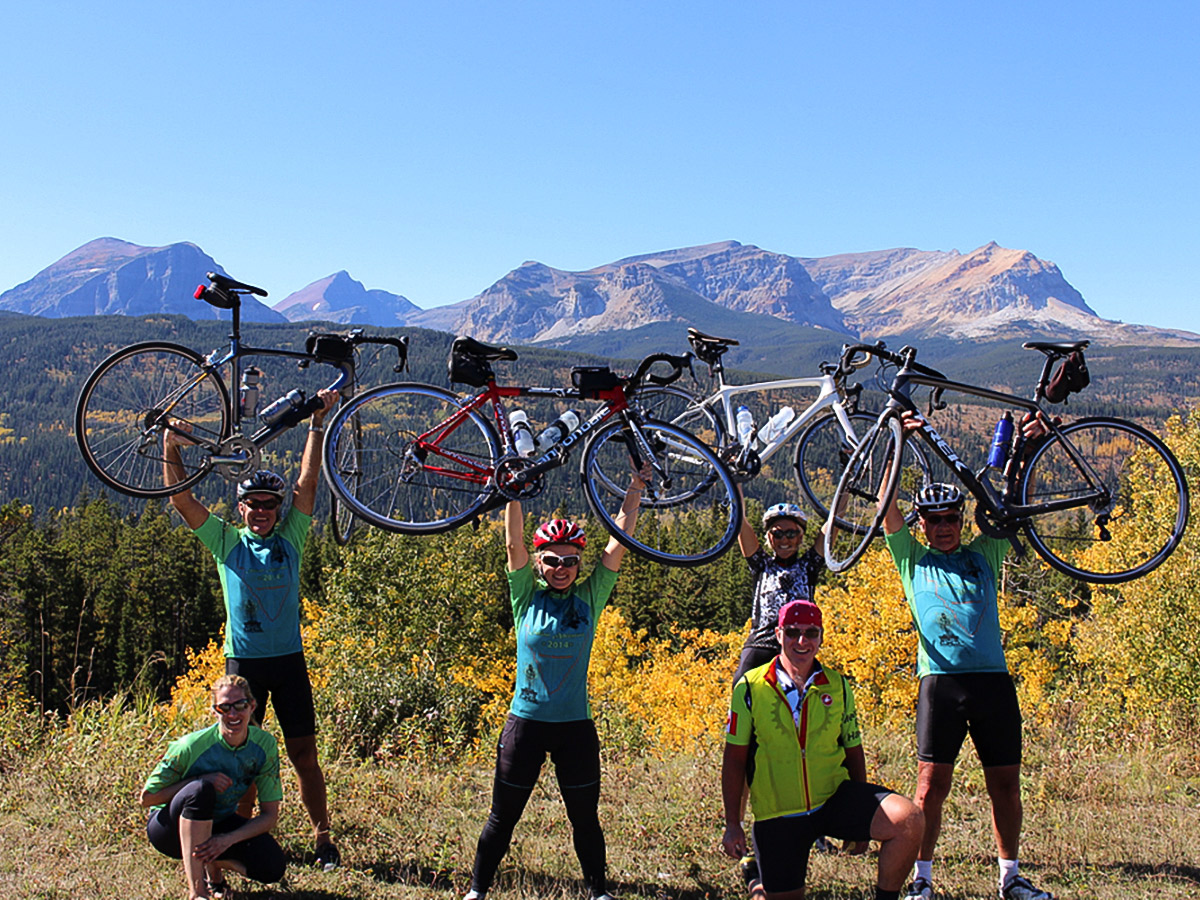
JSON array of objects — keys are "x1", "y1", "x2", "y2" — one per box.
[
  {"x1": 239, "y1": 366, "x2": 262, "y2": 420},
  {"x1": 988, "y1": 411, "x2": 1014, "y2": 468},
  {"x1": 736, "y1": 406, "x2": 755, "y2": 447},
  {"x1": 759, "y1": 406, "x2": 796, "y2": 447},
  {"x1": 260, "y1": 389, "x2": 307, "y2": 428},
  {"x1": 510, "y1": 409, "x2": 536, "y2": 457},
  {"x1": 536, "y1": 409, "x2": 581, "y2": 451}
]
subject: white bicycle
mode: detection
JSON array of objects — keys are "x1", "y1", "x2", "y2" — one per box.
[{"x1": 630, "y1": 328, "x2": 931, "y2": 530}]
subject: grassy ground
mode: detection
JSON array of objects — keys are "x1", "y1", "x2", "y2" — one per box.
[{"x1": 3, "y1": 707, "x2": 1199, "y2": 900}]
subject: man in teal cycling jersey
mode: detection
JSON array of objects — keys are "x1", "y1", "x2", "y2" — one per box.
[
  {"x1": 721, "y1": 599, "x2": 923, "y2": 900},
  {"x1": 163, "y1": 389, "x2": 340, "y2": 870},
  {"x1": 881, "y1": 412, "x2": 1055, "y2": 900}
]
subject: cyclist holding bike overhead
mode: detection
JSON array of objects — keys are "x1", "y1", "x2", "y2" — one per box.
[
  {"x1": 880, "y1": 412, "x2": 1054, "y2": 900},
  {"x1": 463, "y1": 465, "x2": 648, "y2": 900},
  {"x1": 162, "y1": 388, "x2": 341, "y2": 872}
]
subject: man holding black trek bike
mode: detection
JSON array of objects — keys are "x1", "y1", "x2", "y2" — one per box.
[
  {"x1": 162, "y1": 389, "x2": 341, "y2": 873},
  {"x1": 880, "y1": 411, "x2": 1054, "y2": 900}
]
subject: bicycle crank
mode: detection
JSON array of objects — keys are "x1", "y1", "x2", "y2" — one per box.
[
  {"x1": 212, "y1": 436, "x2": 262, "y2": 481},
  {"x1": 495, "y1": 455, "x2": 546, "y2": 500}
]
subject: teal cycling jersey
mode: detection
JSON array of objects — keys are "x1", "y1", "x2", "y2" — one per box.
[
  {"x1": 508, "y1": 561, "x2": 619, "y2": 723},
  {"x1": 194, "y1": 508, "x2": 312, "y2": 659},
  {"x1": 884, "y1": 526, "x2": 1009, "y2": 677},
  {"x1": 143, "y1": 722, "x2": 283, "y2": 822}
]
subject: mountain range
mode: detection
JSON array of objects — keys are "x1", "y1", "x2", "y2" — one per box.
[{"x1": 3, "y1": 237, "x2": 1197, "y2": 350}]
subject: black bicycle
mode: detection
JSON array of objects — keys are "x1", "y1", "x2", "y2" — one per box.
[
  {"x1": 74, "y1": 271, "x2": 408, "y2": 545},
  {"x1": 823, "y1": 340, "x2": 1189, "y2": 583}
]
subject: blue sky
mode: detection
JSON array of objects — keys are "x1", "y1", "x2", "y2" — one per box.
[{"x1": 2, "y1": 1, "x2": 1197, "y2": 332}]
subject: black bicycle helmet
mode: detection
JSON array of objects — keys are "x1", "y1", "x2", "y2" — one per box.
[
  {"x1": 237, "y1": 470, "x2": 288, "y2": 501},
  {"x1": 915, "y1": 483, "x2": 964, "y2": 513}
]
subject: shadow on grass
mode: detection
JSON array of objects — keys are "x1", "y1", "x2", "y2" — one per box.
[{"x1": 1109, "y1": 861, "x2": 1200, "y2": 885}]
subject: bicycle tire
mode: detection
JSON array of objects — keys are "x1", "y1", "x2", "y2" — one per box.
[
  {"x1": 629, "y1": 385, "x2": 726, "y2": 447},
  {"x1": 794, "y1": 411, "x2": 930, "y2": 532},
  {"x1": 823, "y1": 414, "x2": 906, "y2": 572},
  {"x1": 579, "y1": 418, "x2": 742, "y2": 567},
  {"x1": 1019, "y1": 416, "x2": 1189, "y2": 583},
  {"x1": 329, "y1": 409, "x2": 363, "y2": 546},
  {"x1": 322, "y1": 382, "x2": 501, "y2": 534},
  {"x1": 75, "y1": 342, "x2": 230, "y2": 498}
]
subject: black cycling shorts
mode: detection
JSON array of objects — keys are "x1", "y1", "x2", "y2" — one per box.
[
  {"x1": 226, "y1": 652, "x2": 317, "y2": 740},
  {"x1": 752, "y1": 780, "x2": 893, "y2": 894},
  {"x1": 915, "y1": 672, "x2": 1021, "y2": 767}
]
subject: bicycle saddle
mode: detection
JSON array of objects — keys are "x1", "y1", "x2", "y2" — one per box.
[
  {"x1": 1023, "y1": 339, "x2": 1089, "y2": 356},
  {"x1": 451, "y1": 336, "x2": 518, "y2": 362},
  {"x1": 687, "y1": 328, "x2": 739, "y2": 364}
]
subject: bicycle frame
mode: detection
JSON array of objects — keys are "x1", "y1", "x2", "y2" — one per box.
[
  {"x1": 701, "y1": 365, "x2": 863, "y2": 464},
  {"x1": 884, "y1": 358, "x2": 1112, "y2": 526}
]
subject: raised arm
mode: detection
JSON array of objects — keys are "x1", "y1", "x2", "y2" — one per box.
[
  {"x1": 292, "y1": 389, "x2": 338, "y2": 516},
  {"x1": 162, "y1": 423, "x2": 210, "y2": 530},
  {"x1": 599, "y1": 464, "x2": 650, "y2": 572},
  {"x1": 735, "y1": 484, "x2": 761, "y2": 559},
  {"x1": 881, "y1": 412, "x2": 922, "y2": 535},
  {"x1": 505, "y1": 499, "x2": 530, "y2": 572}
]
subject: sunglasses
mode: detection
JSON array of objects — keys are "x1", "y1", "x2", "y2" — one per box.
[
  {"x1": 923, "y1": 512, "x2": 962, "y2": 526},
  {"x1": 782, "y1": 626, "x2": 822, "y2": 641},
  {"x1": 769, "y1": 528, "x2": 803, "y2": 539},
  {"x1": 539, "y1": 553, "x2": 581, "y2": 569},
  {"x1": 213, "y1": 698, "x2": 253, "y2": 715},
  {"x1": 242, "y1": 497, "x2": 281, "y2": 511}
]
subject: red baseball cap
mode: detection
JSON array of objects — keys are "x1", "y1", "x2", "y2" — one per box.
[{"x1": 778, "y1": 600, "x2": 823, "y2": 630}]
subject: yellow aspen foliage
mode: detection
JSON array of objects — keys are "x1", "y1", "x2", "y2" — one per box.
[
  {"x1": 164, "y1": 635, "x2": 226, "y2": 729},
  {"x1": 818, "y1": 545, "x2": 919, "y2": 722}
]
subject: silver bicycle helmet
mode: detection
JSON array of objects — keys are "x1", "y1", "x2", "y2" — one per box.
[
  {"x1": 763, "y1": 502, "x2": 807, "y2": 528},
  {"x1": 915, "y1": 483, "x2": 964, "y2": 513},
  {"x1": 237, "y1": 470, "x2": 288, "y2": 501}
]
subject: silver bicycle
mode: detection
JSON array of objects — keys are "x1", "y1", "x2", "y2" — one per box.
[{"x1": 631, "y1": 328, "x2": 930, "y2": 530}]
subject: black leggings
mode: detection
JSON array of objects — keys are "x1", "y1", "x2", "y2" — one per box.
[
  {"x1": 146, "y1": 779, "x2": 286, "y2": 884},
  {"x1": 471, "y1": 715, "x2": 606, "y2": 896}
]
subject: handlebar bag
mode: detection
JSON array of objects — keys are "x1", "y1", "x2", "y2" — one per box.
[
  {"x1": 571, "y1": 366, "x2": 621, "y2": 398},
  {"x1": 305, "y1": 333, "x2": 354, "y2": 364}
]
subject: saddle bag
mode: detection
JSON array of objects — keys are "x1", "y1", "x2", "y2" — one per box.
[
  {"x1": 1045, "y1": 350, "x2": 1090, "y2": 403},
  {"x1": 448, "y1": 346, "x2": 495, "y2": 387}
]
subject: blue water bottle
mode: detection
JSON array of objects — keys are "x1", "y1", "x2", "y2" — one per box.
[{"x1": 988, "y1": 411, "x2": 1014, "y2": 468}]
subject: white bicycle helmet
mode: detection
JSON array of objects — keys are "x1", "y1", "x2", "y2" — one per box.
[
  {"x1": 762, "y1": 502, "x2": 807, "y2": 528},
  {"x1": 915, "y1": 483, "x2": 964, "y2": 513},
  {"x1": 237, "y1": 470, "x2": 288, "y2": 500}
]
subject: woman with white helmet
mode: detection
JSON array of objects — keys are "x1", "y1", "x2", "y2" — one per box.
[{"x1": 463, "y1": 464, "x2": 649, "y2": 900}]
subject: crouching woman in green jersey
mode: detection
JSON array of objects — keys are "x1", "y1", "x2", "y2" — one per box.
[{"x1": 141, "y1": 675, "x2": 286, "y2": 900}]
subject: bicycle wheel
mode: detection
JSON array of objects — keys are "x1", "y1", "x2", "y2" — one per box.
[
  {"x1": 1019, "y1": 416, "x2": 1189, "y2": 583},
  {"x1": 322, "y1": 382, "x2": 501, "y2": 534},
  {"x1": 795, "y1": 411, "x2": 930, "y2": 532},
  {"x1": 75, "y1": 342, "x2": 229, "y2": 498},
  {"x1": 823, "y1": 414, "x2": 906, "y2": 572},
  {"x1": 580, "y1": 418, "x2": 742, "y2": 567},
  {"x1": 329, "y1": 409, "x2": 363, "y2": 546},
  {"x1": 629, "y1": 385, "x2": 725, "y2": 447}
]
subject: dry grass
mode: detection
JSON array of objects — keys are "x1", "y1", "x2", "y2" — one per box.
[{"x1": 3, "y1": 707, "x2": 1199, "y2": 900}]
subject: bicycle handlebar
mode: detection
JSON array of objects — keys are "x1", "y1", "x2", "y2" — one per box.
[
  {"x1": 629, "y1": 352, "x2": 692, "y2": 389},
  {"x1": 348, "y1": 333, "x2": 409, "y2": 372}
]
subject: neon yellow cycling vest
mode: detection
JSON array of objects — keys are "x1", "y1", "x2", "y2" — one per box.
[{"x1": 725, "y1": 658, "x2": 861, "y2": 821}]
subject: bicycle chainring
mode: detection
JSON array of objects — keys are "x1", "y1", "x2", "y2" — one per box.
[
  {"x1": 720, "y1": 445, "x2": 761, "y2": 482},
  {"x1": 495, "y1": 456, "x2": 545, "y2": 500},
  {"x1": 974, "y1": 505, "x2": 1022, "y2": 540},
  {"x1": 213, "y1": 436, "x2": 262, "y2": 482}
]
